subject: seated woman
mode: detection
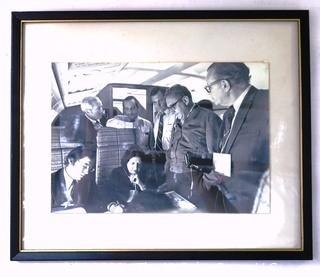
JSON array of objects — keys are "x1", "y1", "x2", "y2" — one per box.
[{"x1": 105, "y1": 146, "x2": 173, "y2": 213}]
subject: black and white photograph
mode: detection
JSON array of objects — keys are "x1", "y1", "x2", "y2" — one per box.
[
  {"x1": 10, "y1": 10, "x2": 312, "y2": 260},
  {"x1": 51, "y1": 62, "x2": 269, "y2": 214}
]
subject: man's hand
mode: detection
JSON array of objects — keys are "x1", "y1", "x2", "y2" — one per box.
[{"x1": 202, "y1": 171, "x2": 225, "y2": 190}]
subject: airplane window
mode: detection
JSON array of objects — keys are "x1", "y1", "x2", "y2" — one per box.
[{"x1": 113, "y1": 100, "x2": 123, "y2": 113}]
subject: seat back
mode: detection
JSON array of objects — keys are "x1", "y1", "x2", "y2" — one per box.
[
  {"x1": 51, "y1": 126, "x2": 83, "y2": 172},
  {"x1": 96, "y1": 127, "x2": 136, "y2": 184}
]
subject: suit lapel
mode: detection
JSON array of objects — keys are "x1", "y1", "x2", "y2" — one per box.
[
  {"x1": 58, "y1": 168, "x2": 66, "y2": 189},
  {"x1": 57, "y1": 168, "x2": 68, "y2": 203},
  {"x1": 100, "y1": 114, "x2": 108, "y2": 126},
  {"x1": 223, "y1": 86, "x2": 257, "y2": 153}
]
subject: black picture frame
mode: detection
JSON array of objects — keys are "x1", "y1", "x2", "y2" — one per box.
[{"x1": 11, "y1": 10, "x2": 312, "y2": 261}]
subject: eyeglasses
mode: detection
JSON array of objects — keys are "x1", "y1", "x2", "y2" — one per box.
[
  {"x1": 204, "y1": 79, "x2": 225, "y2": 93},
  {"x1": 168, "y1": 96, "x2": 184, "y2": 110}
]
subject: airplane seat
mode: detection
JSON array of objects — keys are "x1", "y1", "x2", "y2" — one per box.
[
  {"x1": 96, "y1": 127, "x2": 136, "y2": 185},
  {"x1": 51, "y1": 126, "x2": 84, "y2": 173}
]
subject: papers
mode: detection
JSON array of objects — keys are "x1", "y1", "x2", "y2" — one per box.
[
  {"x1": 213, "y1": 153, "x2": 231, "y2": 177},
  {"x1": 165, "y1": 191, "x2": 197, "y2": 212}
]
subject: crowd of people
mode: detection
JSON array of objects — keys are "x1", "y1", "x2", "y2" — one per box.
[{"x1": 51, "y1": 62, "x2": 269, "y2": 214}]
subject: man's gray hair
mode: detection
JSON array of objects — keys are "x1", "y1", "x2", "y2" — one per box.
[{"x1": 81, "y1": 96, "x2": 102, "y2": 112}]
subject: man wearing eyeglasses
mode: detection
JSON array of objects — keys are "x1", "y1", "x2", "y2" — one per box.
[
  {"x1": 158, "y1": 84, "x2": 222, "y2": 205},
  {"x1": 51, "y1": 146, "x2": 97, "y2": 213},
  {"x1": 202, "y1": 62, "x2": 269, "y2": 213}
]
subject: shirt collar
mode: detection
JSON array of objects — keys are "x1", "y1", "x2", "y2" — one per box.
[
  {"x1": 63, "y1": 168, "x2": 75, "y2": 190},
  {"x1": 85, "y1": 113, "x2": 100, "y2": 124},
  {"x1": 232, "y1": 85, "x2": 251, "y2": 114},
  {"x1": 183, "y1": 103, "x2": 197, "y2": 122}
]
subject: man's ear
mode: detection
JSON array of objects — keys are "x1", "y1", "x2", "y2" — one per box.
[
  {"x1": 221, "y1": 79, "x2": 231, "y2": 92},
  {"x1": 84, "y1": 107, "x2": 92, "y2": 116},
  {"x1": 67, "y1": 157, "x2": 76, "y2": 166},
  {"x1": 182, "y1": 96, "x2": 190, "y2": 106}
]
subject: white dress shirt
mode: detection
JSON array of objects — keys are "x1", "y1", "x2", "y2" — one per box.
[
  {"x1": 219, "y1": 85, "x2": 251, "y2": 152},
  {"x1": 106, "y1": 115, "x2": 153, "y2": 151},
  {"x1": 153, "y1": 109, "x2": 176, "y2": 151},
  {"x1": 230, "y1": 85, "x2": 251, "y2": 129},
  {"x1": 62, "y1": 168, "x2": 75, "y2": 206}
]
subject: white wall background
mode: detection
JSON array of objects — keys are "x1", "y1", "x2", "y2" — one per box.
[{"x1": 0, "y1": 0, "x2": 319, "y2": 276}]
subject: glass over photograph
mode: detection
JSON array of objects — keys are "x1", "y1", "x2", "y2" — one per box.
[{"x1": 51, "y1": 62, "x2": 269, "y2": 214}]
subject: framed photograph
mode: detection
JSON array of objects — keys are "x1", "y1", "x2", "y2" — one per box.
[{"x1": 11, "y1": 10, "x2": 312, "y2": 260}]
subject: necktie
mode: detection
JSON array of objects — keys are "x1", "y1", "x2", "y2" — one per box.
[
  {"x1": 219, "y1": 106, "x2": 235, "y2": 151},
  {"x1": 93, "y1": 120, "x2": 103, "y2": 130},
  {"x1": 63, "y1": 180, "x2": 76, "y2": 206},
  {"x1": 156, "y1": 113, "x2": 164, "y2": 151}
]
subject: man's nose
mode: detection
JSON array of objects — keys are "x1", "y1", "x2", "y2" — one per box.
[{"x1": 82, "y1": 166, "x2": 90, "y2": 174}]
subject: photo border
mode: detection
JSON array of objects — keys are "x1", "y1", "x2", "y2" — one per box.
[{"x1": 10, "y1": 10, "x2": 312, "y2": 261}]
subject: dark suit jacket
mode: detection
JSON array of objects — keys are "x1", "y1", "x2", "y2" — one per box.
[
  {"x1": 72, "y1": 114, "x2": 108, "y2": 149},
  {"x1": 51, "y1": 168, "x2": 95, "y2": 211},
  {"x1": 202, "y1": 86, "x2": 269, "y2": 213}
]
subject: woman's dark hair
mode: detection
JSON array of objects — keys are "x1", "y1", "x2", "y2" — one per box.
[{"x1": 120, "y1": 145, "x2": 145, "y2": 173}]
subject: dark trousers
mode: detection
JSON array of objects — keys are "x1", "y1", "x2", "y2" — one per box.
[
  {"x1": 166, "y1": 171, "x2": 193, "y2": 200},
  {"x1": 166, "y1": 170, "x2": 228, "y2": 212}
]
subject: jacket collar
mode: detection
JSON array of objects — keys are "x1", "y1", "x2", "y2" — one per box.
[{"x1": 222, "y1": 86, "x2": 258, "y2": 153}]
